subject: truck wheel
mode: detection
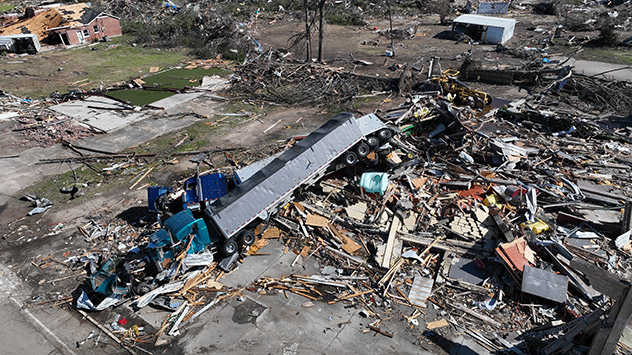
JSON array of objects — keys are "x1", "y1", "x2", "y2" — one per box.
[
  {"x1": 343, "y1": 151, "x2": 358, "y2": 166},
  {"x1": 135, "y1": 281, "x2": 155, "y2": 295},
  {"x1": 367, "y1": 154, "x2": 379, "y2": 167},
  {"x1": 377, "y1": 128, "x2": 393, "y2": 142},
  {"x1": 222, "y1": 239, "x2": 238, "y2": 255},
  {"x1": 238, "y1": 230, "x2": 256, "y2": 246},
  {"x1": 366, "y1": 136, "x2": 380, "y2": 148},
  {"x1": 474, "y1": 98, "x2": 485, "y2": 110},
  {"x1": 355, "y1": 142, "x2": 370, "y2": 158}
]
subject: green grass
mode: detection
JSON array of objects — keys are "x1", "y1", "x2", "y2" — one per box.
[
  {"x1": 0, "y1": 4, "x2": 15, "y2": 12},
  {"x1": 143, "y1": 67, "x2": 230, "y2": 88},
  {"x1": 29, "y1": 164, "x2": 107, "y2": 206},
  {"x1": 105, "y1": 67, "x2": 231, "y2": 106},
  {"x1": 570, "y1": 47, "x2": 632, "y2": 66},
  {"x1": 0, "y1": 35, "x2": 195, "y2": 98},
  {"x1": 107, "y1": 89, "x2": 174, "y2": 106}
]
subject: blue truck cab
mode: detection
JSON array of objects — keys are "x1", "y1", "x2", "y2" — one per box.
[{"x1": 182, "y1": 173, "x2": 228, "y2": 211}]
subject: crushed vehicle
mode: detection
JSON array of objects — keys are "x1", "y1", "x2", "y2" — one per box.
[
  {"x1": 428, "y1": 69, "x2": 493, "y2": 109},
  {"x1": 150, "y1": 112, "x2": 391, "y2": 257}
]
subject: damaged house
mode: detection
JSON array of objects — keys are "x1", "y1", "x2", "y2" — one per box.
[
  {"x1": 0, "y1": 8, "x2": 62, "y2": 53},
  {"x1": 47, "y1": 3, "x2": 122, "y2": 46},
  {"x1": 452, "y1": 14, "x2": 516, "y2": 44},
  {"x1": 466, "y1": 0, "x2": 511, "y2": 14},
  {"x1": 0, "y1": 3, "x2": 121, "y2": 51}
]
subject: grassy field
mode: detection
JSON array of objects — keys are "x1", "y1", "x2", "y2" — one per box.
[
  {"x1": 0, "y1": 36, "x2": 194, "y2": 98},
  {"x1": 107, "y1": 67, "x2": 230, "y2": 106}
]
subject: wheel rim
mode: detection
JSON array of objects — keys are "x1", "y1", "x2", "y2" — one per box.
[
  {"x1": 243, "y1": 233, "x2": 255, "y2": 245},
  {"x1": 345, "y1": 153, "x2": 357, "y2": 165},
  {"x1": 225, "y1": 242, "x2": 236, "y2": 254},
  {"x1": 356, "y1": 143, "x2": 369, "y2": 157},
  {"x1": 379, "y1": 129, "x2": 392, "y2": 141}
]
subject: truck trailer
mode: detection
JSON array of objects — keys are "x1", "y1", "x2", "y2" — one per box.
[{"x1": 152, "y1": 112, "x2": 392, "y2": 256}]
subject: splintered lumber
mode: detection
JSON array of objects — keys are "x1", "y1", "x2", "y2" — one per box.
[
  {"x1": 129, "y1": 166, "x2": 155, "y2": 190},
  {"x1": 39, "y1": 153, "x2": 156, "y2": 163},
  {"x1": 378, "y1": 258, "x2": 404, "y2": 286},
  {"x1": 173, "y1": 147, "x2": 241, "y2": 156},
  {"x1": 369, "y1": 325, "x2": 394, "y2": 338},
  {"x1": 324, "y1": 245, "x2": 365, "y2": 265},
  {"x1": 177, "y1": 264, "x2": 217, "y2": 295},
  {"x1": 328, "y1": 289, "x2": 375, "y2": 304},
  {"x1": 451, "y1": 304, "x2": 502, "y2": 328},
  {"x1": 76, "y1": 309, "x2": 135, "y2": 354},
  {"x1": 381, "y1": 215, "x2": 402, "y2": 268}
]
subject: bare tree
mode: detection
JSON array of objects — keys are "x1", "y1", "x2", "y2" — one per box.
[
  {"x1": 317, "y1": 0, "x2": 326, "y2": 63},
  {"x1": 304, "y1": 0, "x2": 312, "y2": 61}
]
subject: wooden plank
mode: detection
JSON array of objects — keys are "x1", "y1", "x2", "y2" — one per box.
[
  {"x1": 569, "y1": 257, "x2": 627, "y2": 298},
  {"x1": 305, "y1": 214, "x2": 329, "y2": 227},
  {"x1": 381, "y1": 215, "x2": 401, "y2": 268},
  {"x1": 426, "y1": 318, "x2": 449, "y2": 330},
  {"x1": 589, "y1": 287, "x2": 632, "y2": 355},
  {"x1": 451, "y1": 304, "x2": 502, "y2": 328}
]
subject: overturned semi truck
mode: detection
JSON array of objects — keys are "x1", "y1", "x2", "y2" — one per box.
[{"x1": 150, "y1": 112, "x2": 393, "y2": 257}]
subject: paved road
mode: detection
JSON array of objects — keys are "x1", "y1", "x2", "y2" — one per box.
[
  {"x1": 553, "y1": 57, "x2": 632, "y2": 82},
  {"x1": 0, "y1": 92, "x2": 223, "y2": 213},
  {"x1": 0, "y1": 264, "x2": 106, "y2": 355}
]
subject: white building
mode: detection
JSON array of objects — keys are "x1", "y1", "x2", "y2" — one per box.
[
  {"x1": 452, "y1": 14, "x2": 516, "y2": 44},
  {"x1": 466, "y1": 0, "x2": 511, "y2": 14}
]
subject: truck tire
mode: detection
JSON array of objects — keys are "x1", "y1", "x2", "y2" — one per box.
[
  {"x1": 222, "y1": 238, "x2": 238, "y2": 255},
  {"x1": 377, "y1": 128, "x2": 393, "y2": 142},
  {"x1": 135, "y1": 281, "x2": 155, "y2": 295},
  {"x1": 366, "y1": 135, "x2": 380, "y2": 148},
  {"x1": 474, "y1": 98, "x2": 485, "y2": 110},
  {"x1": 238, "y1": 230, "x2": 256, "y2": 246},
  {"x1": 343, "y1": 151, "x2": 358, "y2": 166},
  {"x1": 355, "y1": 142, "x2": 370, "y2": 158}
]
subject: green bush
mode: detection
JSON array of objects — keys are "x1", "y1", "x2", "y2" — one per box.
[{"x1": 597, "y1": 21, "x2": 619, "y2": 47}]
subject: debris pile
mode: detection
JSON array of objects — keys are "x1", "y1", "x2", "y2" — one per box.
[
  {"x1": 245, "y1": 89, "x2": 632, "y2": 353},
  {"x1": 231, "y1": 55, "x2": 396, "y2": 108},
  {"x1": 0, "y1": 91, "x2": 96, "y2": 148},
  {"x1": 58, "y1": 74, "x2": 632, "y2": 353}
]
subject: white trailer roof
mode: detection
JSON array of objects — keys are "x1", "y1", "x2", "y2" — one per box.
[{"x1": 453, "y1": 14, "x2": 516, "y2": 28}]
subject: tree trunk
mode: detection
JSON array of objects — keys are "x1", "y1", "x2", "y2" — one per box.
[
  {"x1": 317, "y1": 0, "x2": 325, "y2": 63},
  {"x1": 387, "y1": 0, "x2": 394, "y2": 56},
  {"x1": 304, "y1": 1, "x2": 312, "y2": 62}
]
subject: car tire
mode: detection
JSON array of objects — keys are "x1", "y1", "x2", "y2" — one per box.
[
  {"x1": 135, "y1": 281, "x2": 154, "y2": 295},
  {"x1": 474, "y1": 98, "x2": 485, "y2": 110},
  {"x1": 355, "y1": 142, "x2": 370, "y2": 158}
]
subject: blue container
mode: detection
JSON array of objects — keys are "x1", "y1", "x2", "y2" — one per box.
[{"x1": 360, "y1": 172, "x2": 389, "y2": 195}]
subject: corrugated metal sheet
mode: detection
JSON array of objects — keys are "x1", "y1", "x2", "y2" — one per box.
[{"x1": 408, "y1": 276, "x2": 434, "y2": 308}]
